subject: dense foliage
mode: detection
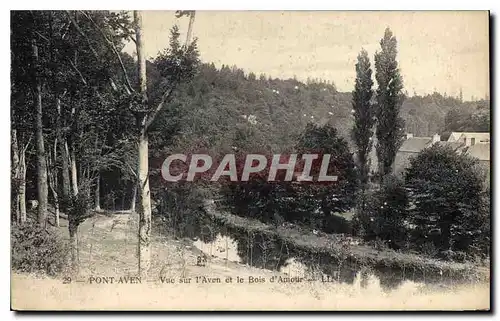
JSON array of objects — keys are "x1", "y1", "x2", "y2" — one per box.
[
  {"x1": 11, "y1": 225, "x2": 69, "y2": 276},
  {"x1": 220, "y1": 123, "x2": 357, "y2": 233},
  {"x1": 355, "y1": 175, "x2": 408, "y2": 249},
  {"x1": 442, "y1": 101, "x2": 490, "y2": 139},
  {"x1": 405, "y1": 145, "x2": 488, "y2": 259}
]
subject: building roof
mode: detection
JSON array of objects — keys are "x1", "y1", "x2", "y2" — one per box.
[
  {"x1": 448, "y1": 132, "x2": 490, "y2": 143},
  {"x1": 447, "y1": 132, "x2": 464, "y2": 142},
  {"x1": 399, "y1": 137, "x2": 432, "y2": 153},
  {"x1": 435, "y1": 141, "x2": 465, "y2": 151},
  {"x1": 463, "y1": 143, "x2": 490, "y2": 161}
]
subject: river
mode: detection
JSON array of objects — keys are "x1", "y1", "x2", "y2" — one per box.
[{"x1": 192, "y1": 225, "x2": 480, "y2": 293}]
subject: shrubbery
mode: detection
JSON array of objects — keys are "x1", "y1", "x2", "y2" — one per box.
[
  {"x1": 405, "y1": 145, "x2": 488, "y2": 259},
  {"x1": 221, "y1": 123, "x2": 357, "y2": 233},
  {"x1": 11, "y1": 224, "x2": 69, "y2": 276},
  {"x1": 354, "y1": 145, "x2": 490, "y2": 259},
  {"x1": 354, "y1": 175, "x2": 408, "y2": 249},
  {"x1": 155, "y1": 182, "x2": 219, "y2": 242}
]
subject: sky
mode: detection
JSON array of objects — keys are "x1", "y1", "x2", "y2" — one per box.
[{"x1": 124, "y1": 11, "x2": 490, "y2": 100}]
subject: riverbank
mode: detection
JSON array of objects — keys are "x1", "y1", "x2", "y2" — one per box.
[
  {"x1": 11, "y1": 211, "x2": 490, "y2": 310},
  {"x1": 203, "y1": 202, "x2": 488, "y2": 283}
]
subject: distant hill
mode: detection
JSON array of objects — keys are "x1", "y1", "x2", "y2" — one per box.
[
  {"x1": 401, "y1": 93, "x2": 490, "y2": 138},
  {"x1": 148, "y1": 62, "x2": 490, "y2": 157}
]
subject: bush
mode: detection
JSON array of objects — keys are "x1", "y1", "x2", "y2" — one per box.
[
  {"x1": 355, "y1": 175, "x2": 408, "y2": 249},
  {"x1": 11, "y1": 224, "x2": 69, "y2": 276},
  {"x1": 156, "y1": 182, "x2": 219, "y2": 242},
  {"x1": 221, "y1": 123, "x2": 358, "y2": 232},
  {"x1": 405, "y1": 144, "x2": 488, "y2": 257}
]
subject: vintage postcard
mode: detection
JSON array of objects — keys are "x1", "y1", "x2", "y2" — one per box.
[{"x1": 10, "y1": 10, "x2": 490, "y2": 311}]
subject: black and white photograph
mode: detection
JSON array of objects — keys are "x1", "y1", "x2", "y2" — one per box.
[{"x1": 9, "y1": 9, "x2": 491, "y2": 311}]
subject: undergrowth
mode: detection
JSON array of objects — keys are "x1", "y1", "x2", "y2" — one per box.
[{"x1": 11, "y1": 224, "x2": 69, "y2": 276}]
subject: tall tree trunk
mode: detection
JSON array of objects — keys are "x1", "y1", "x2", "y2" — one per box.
[
  {"x1": 134, "y1": 10, "x2": 152, "y2": 277},
  {"x1": 185, "y1": 12, "x2": 196, "y2": 45},
  {"x1": 68, "y1": 122, "x2": 80, "y2": 269},
  {"x1": 12, "y1": 127, "x2": 20, "y2": 224},
  {"x1": 95, "y1": 174, "x2": 101, "y2": 211},
  {"x1": 48, "y1": 170, "x2": 60, "y2": 227},
  {"x1": 131, "y1": 184, "x2": 137, "y2": 212},
  {"x1": 137, "y1": 132, "x2": 152, "y2": 275},
  {"x1": 68, "y1": 142, "x2": 79, "y2": 271},
  {"x1": 54, "y1": 197, "x2": 60, "y2": 227},
  {"x1": 60, "y1": 139, "x2": 71, "y2": 199},
  {"x1": 48, "y1": 140, "x2": 60, "y2": 227},
  {"x1": 19, "y1": 146, "x2": 27, "y2": 224},
  {"x1": 33, "y1": 39, "x2": 48, "y2": 227},
  {"x1": 58, "y1": 99, "x2": 71, "y2": 200},
  {"x1": 70, "y1": 144, "x2": 79, "y2": 196}
]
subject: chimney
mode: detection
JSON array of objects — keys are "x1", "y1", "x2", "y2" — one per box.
[
  {"x1": 432, "y1": 133, "x2": 440, "y2": 144},
  {"x1": 406, "y1": 133, "x2": 414, "y2": 139}
]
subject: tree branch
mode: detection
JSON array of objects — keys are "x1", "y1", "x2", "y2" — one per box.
[
  {"x1": 34, "y1": 31, "x2": 49, "y2": 43},
  {"x1": 145, "y1": 86, "x2": 176, "y2": 131},
  {"x1": 129, "y1": 35, "x2": 137, "y2": 45},
  {"x1": 22, "y1": 135, "x2": 33, "y2": 153},
  {"x1": 60, "y1": 20, "x2": 71, "y2": 40},
  {"x1": 66, "y1": 58, "x2": 87, "y2": 86},
  {"x1": 65, "y1": 11, "x2": 100, "y2": 59},
  {"x1": 125, "y1": 161, "x2": 137, "y2": 178},
  {"x1": 65, "y1": 11, "x2": 120, "y2": 93},
  {"x1": 115, "y1": 20, "x2": 137, "y2": 44},
  {"x1": 80, "y1": 10, "x2": 135, "y2": 95}
]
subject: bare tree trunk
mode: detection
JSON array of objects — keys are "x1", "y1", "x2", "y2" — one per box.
[
  {"x1": 95, "y1": 174, "x2": 101, "y2": 211},
  {"x1": 137, "y1": 132, "x2": 152, "y2": 275},
  {"x1": 48, "y1": 171, "x2": 60, "y2": 227},
  {"x1": 68, "y1": 136, "x2": 80, "y2": 269},
  {"x1": 12, "y1": 127, "x2": 20, "y2": 224},
  {"x1": 134, "y1": 10, "x2": 152, "y2": 277},
  {"x1": 185, "y1": 11, "x2": 196, "y2": 45},
  {"x1": 48, "y1": 140, "x2": 60, "y2": 227},
  {"x1": 58, "y1": 99, "x2": 71, "y2": 200},
  {"x1": 70, "y1": 144, "x2": 79, "y2": 196},
  {"x1": 60, "y1": 139, "x2": 71, "y2": 199},
  {"x1": 13, "y1": 195, "x2": 20, "y2": 224},
  {"x1": 131, "y1": 184, "x2": 137, "y2": 212},
  {"x1": 68, "y1": 145, "x2": 80, "y2": 271},
  {"x1": 19, "y1": 147, "x2": 27, "y2": 224},
  {"x1": 33, "y1": 39, "x2": 48, "y2": 228},
  {"x1": 54, "y1": 197, "x2": 60, "y2": 227}
]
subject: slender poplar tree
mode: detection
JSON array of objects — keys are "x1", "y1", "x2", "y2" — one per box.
[
  {"x1": 352, "y1": 49, "x2": 375, "y2": 189},
  {"x1": 374, "y1": 27, "x2": 405, "y2": 177}
]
